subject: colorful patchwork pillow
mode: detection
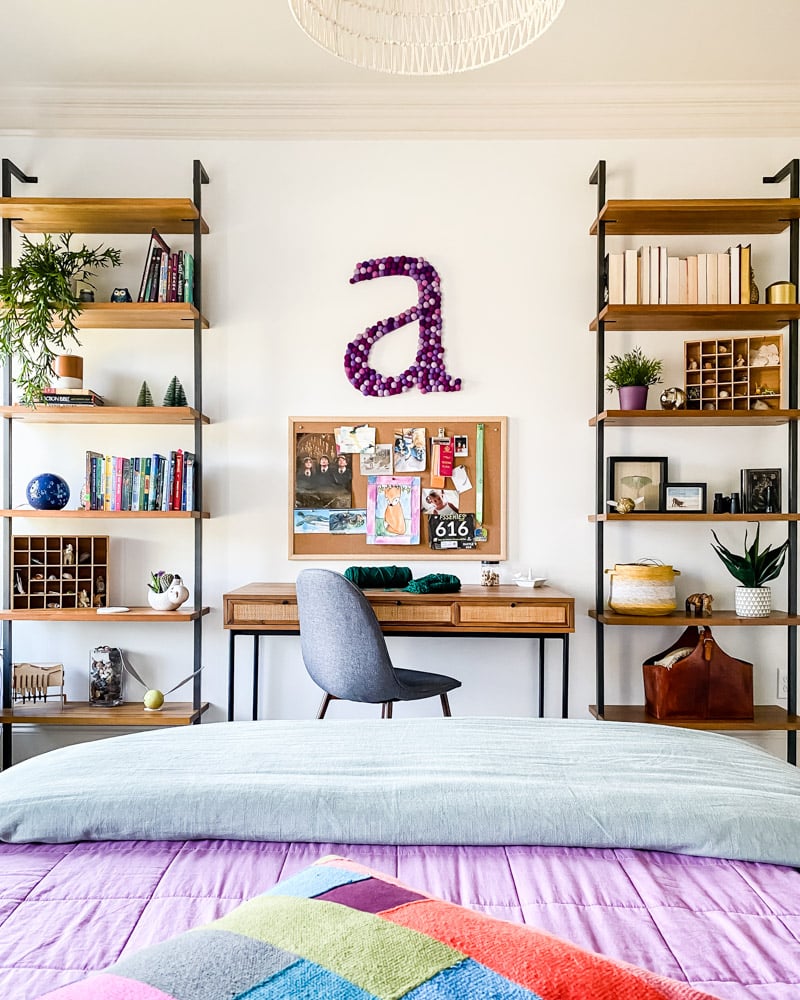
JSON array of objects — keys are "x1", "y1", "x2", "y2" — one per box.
[{"x1": 38, "y1": 855, "x2": 715, "y2": 999}]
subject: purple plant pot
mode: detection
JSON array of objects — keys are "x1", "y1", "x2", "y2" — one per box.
[{"x1": 618, "y1": 385, "x2": 649, "y2": 410}]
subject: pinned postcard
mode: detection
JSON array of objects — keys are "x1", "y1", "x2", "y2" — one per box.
[
  {"x1": 360, "y1": 443, "x2": 393, "y2": 475},
  {"x1": 335, "y1": 424, "x2": 375, "y2": 454},
  {"x1": 393, "y1": 428, "x2": 426, "y2": 473},
  {"x1": 451, "y1": 465, "x2": 473, "y2": 493},
  {"x1": 421, "y1": 488, "x2": 460, "y2": 514},
  {"x1": 329, "y1": 510, "x2": 367, "y2": 534},
  {"x1": 366, "y1": 476, "x2": 420, "y2": 544},
  {"x1": 294, "y1": 509, "x2": 331, "y2": 533}
]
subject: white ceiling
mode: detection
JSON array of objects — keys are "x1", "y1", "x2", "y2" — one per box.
[{"x1": 2, "y1": 0, "x2": 800, "y2": 138}]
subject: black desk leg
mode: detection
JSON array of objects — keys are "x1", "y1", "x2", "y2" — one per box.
[
  {"x1": 537, "y1": 639, "x2": 545, "y2": 718},
  {"x1": 227, "y1": 633, "x2": 236, "y2": 722},
  {"x1": 561, "y1": 635, "x2": 570, "y2": 719},
  {"x1": 252, "y1": 636, "x2": 260, "y2": 721},
  {"x1": 1, "y1": 722, "x2": 10, "y2": 771}
]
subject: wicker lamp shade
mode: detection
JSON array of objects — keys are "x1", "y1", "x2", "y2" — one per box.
[{"x1": 288, "y1": 0, "x2": 566, "y2": 76}]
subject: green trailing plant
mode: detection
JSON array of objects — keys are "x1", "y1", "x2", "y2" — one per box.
[
  {"x1": 163, "y1": 376, "x2": 187, "y2": 407},
  {"x1": 136, "y1": 380, "x2": 154, "y2": 407},
  {"x1": 605, "y1": 346, "x2": 663, "y2": 391},
  {"x1": 0, "y1": 233, "x2": 121, "y2": 405},
  {"x1": 710, "y1": 524, "x2": 789, "y2": 588},
  {"x1": 148, "y1": 570, "x2": 175, "y2": 594}
]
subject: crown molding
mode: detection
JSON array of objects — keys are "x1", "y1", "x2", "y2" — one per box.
[{"x1": 1, "y1": 81, "x2": 799, "y2": 140}]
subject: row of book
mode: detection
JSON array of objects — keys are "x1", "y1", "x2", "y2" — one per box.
[
  {"x1": 606, "y1": 244, "x2": 753, "y2": 306},
  {"x1": 83, "y1": 450, "x2": 197, "y2": 512},
  {"x1": 137, "y1": 229, "x2": 195, "y2": 304}
]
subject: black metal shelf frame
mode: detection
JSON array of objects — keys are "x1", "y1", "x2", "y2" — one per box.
[
  {"x1": 589, "y1": 159, "x2": 798, "y2": 765},
  {"x1": 0, "y1": 159, "x2": 209, "y2": 768}
]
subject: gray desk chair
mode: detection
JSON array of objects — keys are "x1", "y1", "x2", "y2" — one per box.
[{"x1": 295, "y1": 568, "x2": 461, "y2": 718}]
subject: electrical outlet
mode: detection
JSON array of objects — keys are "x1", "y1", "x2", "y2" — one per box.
[{"x1": 777, "y1": 668, "x2": 789, "y2": 699}]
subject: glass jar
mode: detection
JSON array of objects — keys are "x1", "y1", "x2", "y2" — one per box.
[{"x1": 480, "y1": 561, "x2": 500, "y2": 587}]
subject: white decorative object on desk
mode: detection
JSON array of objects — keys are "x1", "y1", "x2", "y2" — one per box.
[{"x1": 513, "y1": 569, "x2": 547, "y2": 588}]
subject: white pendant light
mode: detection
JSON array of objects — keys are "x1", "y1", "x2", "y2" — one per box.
[{"x1": 288, "y1": 0, "x2": 566, "y2": 76}]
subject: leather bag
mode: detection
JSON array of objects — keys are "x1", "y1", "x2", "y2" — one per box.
[{"x1": 642, "y1": 625, "x2": 754, "y2": 720}]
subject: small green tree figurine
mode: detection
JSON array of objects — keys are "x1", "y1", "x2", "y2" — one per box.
[
  {"x1": 136, "y1": 380, "x2": 154, "y2": 407},
  {"x1": 162, "y1": 376, "x2": 187, "y2": 407}
]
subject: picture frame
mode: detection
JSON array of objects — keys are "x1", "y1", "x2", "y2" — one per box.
[
  {"x1": 607, "y1": 456, "x2": 668, "y2": 513},
  {"x1": 664, "y1": 482, "x2": 707, "y2": 513},
  {"x1": 741, "y1": 468, "x2": 782, "y2": 514}
]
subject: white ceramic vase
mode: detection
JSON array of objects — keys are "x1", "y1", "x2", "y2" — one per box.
[{"x1": 734, "y1": 586, "x2": 771, "y2": 618}]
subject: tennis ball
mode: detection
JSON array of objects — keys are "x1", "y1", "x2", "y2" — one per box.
[{"x1": 143, "y1": 689, "x2": 164, "y2": 710}]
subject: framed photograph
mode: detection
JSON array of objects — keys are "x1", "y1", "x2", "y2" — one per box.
[
  {"x1": 741, "y1": 468, "x2": 782, "y2": 514},
  {"x1": 664, "y1": 482, "x2": 707, "y2": 513},
  {"x1": 607, "y1": 456, "x2": 668, "y2": 512}
]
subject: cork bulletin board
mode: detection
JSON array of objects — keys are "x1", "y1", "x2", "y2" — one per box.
[{"x1": 289, "y1": 416, "x2": 507, "y2": 560}]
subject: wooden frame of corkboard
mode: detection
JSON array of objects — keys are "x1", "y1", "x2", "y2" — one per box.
[{"x1": 289, "y1": 416, "x2": 507, "y2": 561}]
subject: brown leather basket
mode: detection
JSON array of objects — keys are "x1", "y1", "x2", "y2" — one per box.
[{"x1": 643, "y1": 625, "x2": 754, "y2": 720}]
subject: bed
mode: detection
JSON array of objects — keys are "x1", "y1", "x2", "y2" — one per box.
[{"x1": 0, "y1": 717, "x2": 798, "y2": 999}]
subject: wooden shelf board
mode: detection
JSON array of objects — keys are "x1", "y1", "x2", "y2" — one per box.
[
  {"x1": 591, "y1": 408, "x2": 798, "y2": 427},
  {"x1": 590, "y1": 304, "x2": 800, "y2": 332},
  {"x1": 62, "y1": 302, "x2": 209, "y2": 330},
  {"x1": 590, "y1": 609, "x2": 800, "y2": 626},
  {"x1": 0, "y1": 606, "x2": 209, "y2": 622},
  {"x1": 0, "y1": 405, "x2": 209, "y2": 425},
  {"x1": 0, "y1": 198, "x2": 209, "y2": 235},
  {"x1": 0, "y1": 509, "x2": 209, "y2": 519},
  {"x1": 590, "y1": 512, "x2": 800, "y2": 522},
  {"x1": 589, "y1": 199, "x2": 800, "y2": 236},
  {"x1": 588, "y1": 704, "x2": 800, "y2": 731},
  {"x1": 0, "y1": 701, "x2": 209, "y2": 726}
]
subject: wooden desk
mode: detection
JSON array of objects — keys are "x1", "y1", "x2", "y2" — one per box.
[{"x1": 223, "y1": 583, "x2": 575, "y2": 721}]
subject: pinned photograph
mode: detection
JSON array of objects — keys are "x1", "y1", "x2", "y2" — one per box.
[
  {"x1": 366, "y1": 476, "x2": 420, "y2": 544},
  {"x1": 393, "y1": 427, "x2": 426, "y2": 473},
  {"x1": 422, "y1": 488, "x2": 460, "y2": 514},
  {"x1": 360, "y1": 443, "x2": 393, "y2": 475},
  {"x1": 294, "y1": 509, "x2": 331, "y2": 533},
  {"x1": 453, "y1": 434, "x2": 469, "y2": 457},
  {"x1": 329, "y1": 510, "x2": 367, "y2": 534},
  {"x1": 295, "y1": 431, "x2": 352, "y2": 509}
]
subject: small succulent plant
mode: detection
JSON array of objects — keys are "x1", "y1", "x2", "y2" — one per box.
[
  {"x1": 710, "y1": 525, "x2": 789, "y2": 588},
  {"x1": 148, "y1": 570, "x2": 175, "y2": 594}
]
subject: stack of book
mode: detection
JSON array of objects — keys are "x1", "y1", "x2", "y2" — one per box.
[
  {"x1": 39, "y1": 388, "x2": 105, "y2": 407},
  {"x1": 137, "y1": 229, "x2": 195, "y2": 304},
  {"x1": 83, "y1": 450, "x2": 197, "y2": 512}
]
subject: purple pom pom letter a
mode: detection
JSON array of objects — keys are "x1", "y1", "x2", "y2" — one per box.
[{"x1": 344, "y1": 256, "x2": 462, "y2": 397}]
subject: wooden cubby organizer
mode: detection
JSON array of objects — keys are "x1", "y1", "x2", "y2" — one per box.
[
  {"x1": 0, "y1": 159, "x2": 212, "y2": 767},
  {"x1": 684, "y1": 335, "x2": 782, "y2": 411},
  {"x1": 588, "y1": 159, "x2": 800, "y2": 764},
  {"x1": 12, "y1": 534, "x2": 108, "y2": 611}
]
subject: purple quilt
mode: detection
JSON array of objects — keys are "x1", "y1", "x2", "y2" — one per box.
[{"x1": 1, "y1": 839, "x2": 797, "y2": 1000}]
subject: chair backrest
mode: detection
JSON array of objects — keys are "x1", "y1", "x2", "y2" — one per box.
[{"x1": 295, "y1": 569, "x2": 404, "y2": 703}]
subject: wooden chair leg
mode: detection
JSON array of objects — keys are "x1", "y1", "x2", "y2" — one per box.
[
  {"x1": 440, "y1": 693, "x2": 452, "y2": 717},
  {"x1": 317, "y1": 692, "x2": 334, "y2": 719}
]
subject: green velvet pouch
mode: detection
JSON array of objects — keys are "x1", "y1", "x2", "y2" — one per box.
[
  {"x1": 404, "y1": 573, "x2": 462, "y2": 594},
  {"x1": 344, "y1": 565, "x2": 413, "y2": 589}
]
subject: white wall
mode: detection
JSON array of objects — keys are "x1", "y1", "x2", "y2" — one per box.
[{"x1": 2, "y1": 136, "x2": 797, "y2": 761}]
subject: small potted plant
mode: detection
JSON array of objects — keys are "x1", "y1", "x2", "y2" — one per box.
[
  {"x1": 147, "y1": 571, "x2": 190, "y2": 612},
  {"x1": 605, "y1": 346, "x2": 663, "y2": 410},
  {"x1": 0, "y1": 233, "x2": 121, "y2": 405},
  {"x1": 710, "y1": 524, "x2": 789, "y2": 617}
]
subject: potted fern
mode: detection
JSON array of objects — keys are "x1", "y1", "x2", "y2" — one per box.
[
  {"x1": 605, "y1": 346, "x2": 663, "y2": 410},
  {"x1": 0, "y1": 233, "x2": 121, "y2": 405},
  {"x1": 710, "y1": 524, "x2": 789, "y2": 617}
]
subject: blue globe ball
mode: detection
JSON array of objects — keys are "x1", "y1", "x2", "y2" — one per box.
[{"x1": 26, "y1": 473, "x2": 70, "y2": 511}]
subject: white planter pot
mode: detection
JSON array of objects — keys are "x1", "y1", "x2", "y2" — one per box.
[
  {"x1": 734, "y1": 586, "x2": 771, "y2": 618},
  {"x1": 147, "y1": 589, "x2": 183, "y2": 612}
]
